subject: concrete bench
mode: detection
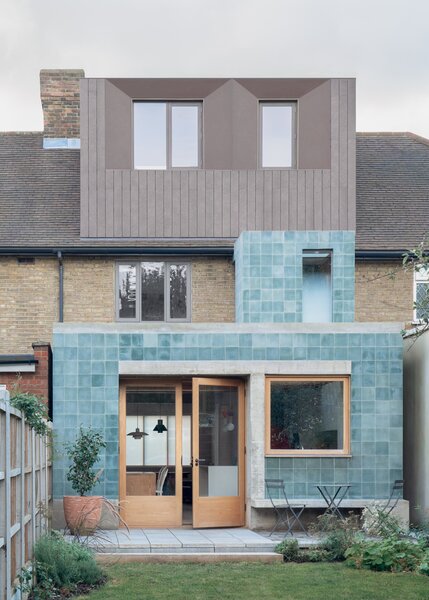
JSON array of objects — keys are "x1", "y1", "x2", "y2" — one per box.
[
  {"x1": 251, "y1": 498, "x2": 377, "y2": 509},
  {"x1": 249, "y1": 498, "x2": 410, "y2": 529}
]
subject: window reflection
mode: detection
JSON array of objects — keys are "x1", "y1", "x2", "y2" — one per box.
[
  {"x1": 118, "y1": 264, "x2": 136, "y2": 319},
  {"x1": 270, "y1": 380, "x2": 345, "y2": 451}
]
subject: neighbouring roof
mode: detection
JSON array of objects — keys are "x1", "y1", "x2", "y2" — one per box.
[
  {"x1": 1, "y1": 131, "x2": 428, "y2": 252},
  {"x1": 356, "y1": 132, "x2": 429, "y2": 251}
]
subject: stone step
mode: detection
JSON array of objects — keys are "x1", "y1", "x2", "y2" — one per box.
[
  {"x1": 96, "y1": 552, "x2": 283, "y2": 564},
  {"x1": 93, "y1": 543, "x2": 277, "y2": 554}
]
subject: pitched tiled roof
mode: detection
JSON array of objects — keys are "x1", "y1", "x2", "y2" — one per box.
[
  {"x1": 0, "y1": 132, "x2": 80, "y2": 248},
  {"x1": 1, "y1": 131, "x2": 429, "y2": 251},
  {"x1": 356, "y1": 132, "x2": 429, "y2": 251}
]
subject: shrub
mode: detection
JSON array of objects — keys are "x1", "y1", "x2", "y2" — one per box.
[
  {"x1": 301, "y1": 548, "x2": 331, "y2": 562},
  {"x1": 309, "y1": 513, "x2": 361, "y2": 561},
  {"x1": 345, "y1": 537, "x2": 423, "y2": 573},
  {"x1": 33, "y1": 531, "x2": 105, "y2": 592},
  {"x1": 65, "y1": 426, "x2": 106, "y2": 496},
  {"x1": 361, "y1": 503, "x2": 405, "y2": 538},
  {"x1": 275, "y1": 538, "x2": 299, "y2": 561},
  {"x1": 418, "y1": 551, "x2": 429, "y2": 576},
  {"x1": 275, "y1": 539, "x2": 331, "y2": 563}
]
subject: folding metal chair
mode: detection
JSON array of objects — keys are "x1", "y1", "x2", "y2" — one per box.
[
  {"x1": 265, "y1": 479, "x2": 308, "y2": 537},
  {"x1": 382, "y1": 479, "x2": 404, "y2": 515}
]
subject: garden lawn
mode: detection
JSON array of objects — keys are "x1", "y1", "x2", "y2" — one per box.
[{"x1": 77, "y1": 562, "x2": 429, "y2": 600}]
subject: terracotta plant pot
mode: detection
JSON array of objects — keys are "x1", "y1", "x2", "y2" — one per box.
[{"x1": 63, "y1": 495, "x2": 103, "y2": 534}]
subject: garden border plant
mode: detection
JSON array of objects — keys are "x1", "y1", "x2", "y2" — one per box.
[{"x1": 16, "y1": 531, "x2": 106, "y2": 599}]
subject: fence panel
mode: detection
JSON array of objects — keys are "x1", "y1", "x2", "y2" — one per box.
[{"x1": 0, "y1": 387, "x2": 51, "y2": 600}]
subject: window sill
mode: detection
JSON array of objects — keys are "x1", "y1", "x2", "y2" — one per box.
[{"x1": 265, "y1": 453, "x2": 352, "y2": 458}]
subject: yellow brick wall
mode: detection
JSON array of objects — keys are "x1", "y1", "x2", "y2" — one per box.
[
  {"x1": 0, "y1": 256, "x2": 235, "y2": 353},
  {"x1": 191, "y1": 257, "x2": 235, "y2": 322},
  {"x1": 355, "y1": 261, "x2": 413, "y2": 323},
  {"x1": 63, "y1": 257, "x2": 115, "y2": 322},
  {"x1": 0, "y1": 257, "x2": 58, "y2": 353}
]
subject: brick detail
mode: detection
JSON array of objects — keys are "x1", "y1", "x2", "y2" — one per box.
[
  {"x1": 0, "y1": 342, "x2": 51, "y2": 403},
  {"x1": 191, "y1": 257, "x2": 235, "y2": 322},
  {"x1": 355, "y1": 261, "x2": 413, "y2": 323},
  {"x1": 40, "y1": 69, "x2": 84, "y2": 138}
]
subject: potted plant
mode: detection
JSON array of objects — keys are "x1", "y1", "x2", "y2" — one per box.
[{"x1": 63, "y1": 426, "x2": 106, "y2": 534}]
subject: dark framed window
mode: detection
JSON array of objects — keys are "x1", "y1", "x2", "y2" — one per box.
[
  {"x1": 134, "y1": 102, "x2": 202, "y2": 169},
  {"x1": 117, "y1": 261, "x2": 191, "y2": 322},
  {"x1": 265, "y1": 376, "x2": 350, "y2": 456},
  {"x1": 259, "y1": 102, "x2": 297, "y2": 168}
]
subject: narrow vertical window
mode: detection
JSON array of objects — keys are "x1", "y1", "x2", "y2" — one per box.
[
  {"x1": 302, "y1": 251, "x2": 332, "y2": 323},
  {"x1": 414, "y1": 267, "x2": 429, "y2": 322},
  {"x1": 260, "y1": 103, "x2": 295, "y2": 168},
  {"x1": 169, "y1": 264, "x2": 188, "y2": 320},
  {"x1": 141, "y1": 262, "x2": 165, "y2": 321},
  {"x1": 134, "y1": 103, "x2": 167, "y2": 169},
  {"x1": 118, "y1": 264, "x2": 137, "y2": 319}
]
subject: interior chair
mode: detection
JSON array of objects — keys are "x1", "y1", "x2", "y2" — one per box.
[{"x1": 156, "y1": 466, "x2": 169, "y2": 496}]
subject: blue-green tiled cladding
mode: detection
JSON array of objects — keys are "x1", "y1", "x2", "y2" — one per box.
[
  {"x1": 53, "y1": 329, "x2": 402, "y2": 501},
  {"x1": 234, "y1": 231, "x2": 355, "y2": 323}
]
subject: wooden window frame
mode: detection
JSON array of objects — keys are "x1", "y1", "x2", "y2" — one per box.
[
  {"x1": 265, "y1": 375, "x2": 351, "y2": 457},
  {"x1": 116, "y1": 260, "x2": 191, "y2": 323}
]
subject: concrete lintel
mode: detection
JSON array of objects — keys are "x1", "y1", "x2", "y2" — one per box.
[
  {"x1": 119, "y1": 360, "x2": 352, "y2": 376},
  {"x1": 54, "y1": 322, "x2": 403, "y2": 334}
]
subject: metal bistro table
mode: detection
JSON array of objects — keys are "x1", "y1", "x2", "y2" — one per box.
[{"x1": 316, "y1": 484, "x2": 352, "y2": 519}]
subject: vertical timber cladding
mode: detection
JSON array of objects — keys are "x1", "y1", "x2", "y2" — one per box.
[{"x1": 80, "y1": 78, "x2": 356, "y2": 238}]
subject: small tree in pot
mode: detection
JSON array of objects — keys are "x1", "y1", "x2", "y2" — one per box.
[{"x1": 63, "y1": 426, "x2": 106, "y2": 534}]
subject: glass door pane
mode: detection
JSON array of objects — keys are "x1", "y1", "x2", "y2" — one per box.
[
  {"x1": 198, "y1": 385, "x2": 238, "y2": 497},
  {"x1": 126, "y1": 388, "x2": 176, "y2": 496}
]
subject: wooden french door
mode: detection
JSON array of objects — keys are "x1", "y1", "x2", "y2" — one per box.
[
  {"x1": 192, "y1": 378, "x2": 245, "y2": 528},
  {"x1": 119, "y1": 381, "x2": 182, "y2": 527}
]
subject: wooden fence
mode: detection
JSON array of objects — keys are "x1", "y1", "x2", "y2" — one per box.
[{"x1": 0, "y1": 387, "x2": 52, "y2": 600}]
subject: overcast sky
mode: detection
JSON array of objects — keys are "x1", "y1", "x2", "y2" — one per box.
[{"x1": 1, "y1": 0, "x2": 429, "y2": 137}]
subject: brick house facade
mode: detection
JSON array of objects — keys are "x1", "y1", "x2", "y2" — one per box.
[{"x1": 2, "y1": 69, "x2": 429, "y2": 530}]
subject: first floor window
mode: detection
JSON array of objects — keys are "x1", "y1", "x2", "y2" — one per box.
[
  {"x1": 414, "y1": 267, "x2": 429, "y2": 322},
  {"x1": 260, "y1": 102, "x2": 296, "y2": 168},
  {"x1": 117, "y1": 261, "x2": 190, "y2": 322},
  {"x1": 265, "y1": 376, "x2": 350, "y2": 456},
  {"x1": 134, "y1": 101, "x2": 201, "y2": 169}
]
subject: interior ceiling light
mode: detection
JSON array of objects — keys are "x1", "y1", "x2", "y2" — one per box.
[
  {"x1": 127, "y1": 402, "x2": 148, "y2": 439},
  {"x1": 127, "y1": 426, "x2": 148, "y2": 440},
  {"x1": 153, "y1": 418, "x2": 167, "y2": 433}
]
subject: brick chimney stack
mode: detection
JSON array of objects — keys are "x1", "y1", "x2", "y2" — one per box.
[{"x1": 40, "y1": 69, "x2": 84, "y2": 139}]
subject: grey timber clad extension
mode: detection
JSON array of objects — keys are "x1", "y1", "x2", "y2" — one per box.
[
  {"x1": 80, "y1": 78, "x2": 356, "y2": 238},
  {"x1": 1, "y1": 132, "x2": 429, "y2": 251}
]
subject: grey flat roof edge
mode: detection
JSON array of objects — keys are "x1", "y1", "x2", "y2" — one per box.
[{"x1": 53, "y1": 322, "x2": 404, "y2": 334}]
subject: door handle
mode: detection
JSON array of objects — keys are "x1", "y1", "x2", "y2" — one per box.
[{"x1": 194, "y1": 458, "x2": 206, "y2": 466}]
